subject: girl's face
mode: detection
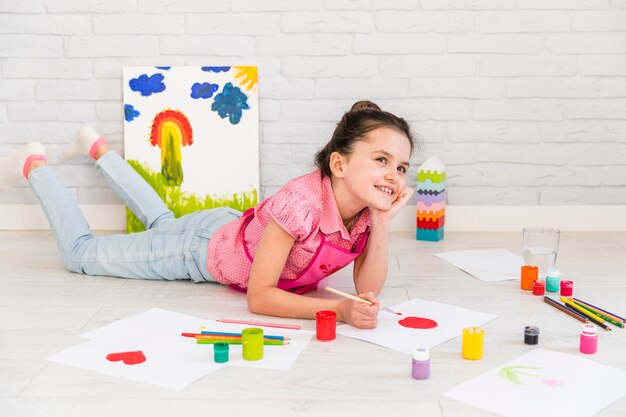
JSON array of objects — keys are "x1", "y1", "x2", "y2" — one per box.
[{"x1": 334, "y1": 127, "x2": 412, "y2": 212}]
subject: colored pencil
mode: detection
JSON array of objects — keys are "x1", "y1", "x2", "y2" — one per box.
[
  {"x1": 324, "y1": 286, "x2": 401, "y2": 315},
  {"x1": 196, "y1": 339, "x2": 287, "y2": 346},
  {"x1": 195, "y1": 334, "x2": 282, "y2": 342},
  {"x1": 181, "y1": 332, "x2": 289, "y2": 341},
  {"x1": 560, "y1": 297, "x2": 607, "y2": 324},
  {"x1": 571, "y1": 300, "x2": 624, "y2": 328},
  {"x1": 216, "y1": 319, "x2": 301, "y2": 330},
  {"x1": 202, "y1": 331, "x2": 288, "y2": 341},
  {"x1": 560, "y1": 297, "x2": 612, "y2": 331},
  {"x1": 195, "y1": 335, "x2": 250, "y2": 341},
  {"x1": 543, "y1": 296, "x2": 589, "y2": 324},
  {"x1": 573, "y1": 297, "x2": 625, "y2": 323},
  {"x1": 562, "y1": 304, "x2": 612, "y2": 331}
]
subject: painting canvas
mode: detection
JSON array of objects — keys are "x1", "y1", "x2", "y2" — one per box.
[{"x1": 122, "y1": 66, "x2": 259, "y2": 232}]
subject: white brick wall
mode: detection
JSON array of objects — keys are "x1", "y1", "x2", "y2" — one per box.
[{"x1": 1, "y1": 0, "x2": 625, "y2": 210}]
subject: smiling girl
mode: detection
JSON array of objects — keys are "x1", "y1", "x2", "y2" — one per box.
[{"x1": 0, "y1": 100, "x2": 416, "y2": 328}]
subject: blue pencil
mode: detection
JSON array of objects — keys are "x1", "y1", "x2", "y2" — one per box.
[{"x1": 201, "y1": 330, "x2": 287, "y2": 341}]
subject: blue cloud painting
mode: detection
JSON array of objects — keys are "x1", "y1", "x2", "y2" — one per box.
[
  {"x1": 191, "y1": 82, "x2": 219, "y2": 99},
  {"x1": 124, "y1": 104, "x2": 141, "y2": 122},
  {"x1": 202, "y1": 66, "x2": 230, "y2": 73},
  {"x1": 129, "y1": 73, "x2": 166, "y2": 97},
  {"x1": 211, "y1": 82, "x2": 249, "y2": 125}
]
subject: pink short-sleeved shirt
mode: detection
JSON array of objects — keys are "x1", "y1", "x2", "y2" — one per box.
[{"x1": 206, "y1": 170, "x2": 371, "y2": 289}]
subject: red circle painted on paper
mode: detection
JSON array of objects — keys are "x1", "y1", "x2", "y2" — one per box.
[{"x1": 398, "y1": 316, "x2": 438, "y2": 329}]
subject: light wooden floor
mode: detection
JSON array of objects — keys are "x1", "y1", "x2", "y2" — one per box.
[{"x1": 1, "y1": 230, "x2": 625, "y2": 417}]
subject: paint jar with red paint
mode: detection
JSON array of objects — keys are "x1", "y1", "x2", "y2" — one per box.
[
  {"x1": 532, "y1": 280, "x2": 545, "y2": 296},
  {"x1": 315, "y1": 310, "x2": 336, "y2": 341}
]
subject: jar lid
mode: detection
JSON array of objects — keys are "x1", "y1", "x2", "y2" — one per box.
[
  {"x1": 413, "y1": 347, "x2": 429, "y2": 361},
  {"x1": 524, "y1": 325, "x2": 540, "y2": 336},
  {"x1": 546, "y1": 268, "x2": 560, "y2": 278},
  {"x1": 214, "y1": 342, "x2": 229, "y2": 352},
  {"x1": 582, "y1": 324, "x2": 597, "y2": 335}
]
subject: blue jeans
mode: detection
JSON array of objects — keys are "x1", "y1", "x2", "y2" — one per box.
[{"x1": 28, "y1": 151, "x2": 241, "y2": 282}]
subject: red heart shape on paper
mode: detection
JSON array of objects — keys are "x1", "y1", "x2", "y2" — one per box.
[{"x1": 106, "y1": 351, "x2": 146, "y2": 365}]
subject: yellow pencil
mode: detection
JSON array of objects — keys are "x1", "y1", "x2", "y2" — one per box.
[
  {"x1": 560, "y1": 297, "x2": 604, "y2": 321},
  {"x1": 560, "y1": 297, "x2": 611, "y2": 331}
]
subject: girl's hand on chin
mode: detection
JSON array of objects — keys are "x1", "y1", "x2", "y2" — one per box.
[{"x1": 370, "y1": 187, "x2": 414, "y2": 225}]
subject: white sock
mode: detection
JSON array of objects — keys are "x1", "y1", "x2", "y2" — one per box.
[
  {"x1": 0, "y1": 142, "x2": 46, "y2": 188},
  {"x1": 63, "y1": 125, "x2": 107, "y2": 160}
]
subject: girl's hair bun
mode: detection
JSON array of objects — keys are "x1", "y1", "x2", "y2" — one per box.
[
  {"x1": 314, "y1": 100, "x2": 417, "y2": 177},
  {"x1": 349, "y1": 100, "x2": 381, "y2": 112}
]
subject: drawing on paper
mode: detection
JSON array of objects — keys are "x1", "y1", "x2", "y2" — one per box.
[
  {"x1": 398, "y1": 317, "x2": 438, "y2": 329},
  {"x1": 499, "y1": 365, "x2": 563, "y2": 388},
  {"x1": 106, "y1": 350, "x2": 147, "y2": 365}
]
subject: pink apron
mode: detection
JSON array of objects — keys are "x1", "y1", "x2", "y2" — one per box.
[{"x1": 229, "y1": 209, "x2": 370, "y2": 295}]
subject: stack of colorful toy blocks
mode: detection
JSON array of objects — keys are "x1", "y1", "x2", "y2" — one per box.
[{"x1": 416, "y1": 156, "x2": 445, "y2": 242}]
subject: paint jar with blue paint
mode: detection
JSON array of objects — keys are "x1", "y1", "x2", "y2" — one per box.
[{"x1": 546, "y1": 268, "x2": 561, "y2": 292}]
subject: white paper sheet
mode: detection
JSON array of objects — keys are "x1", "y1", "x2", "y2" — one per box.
[
  {"x1": 336, "y1": 298, "x2": 497, "y2": 353},
  {"x1": 82, "y1": 308, "x2": 207, "y2": 340},
  {"x1": 50, "y1": 309, "x2": 313, "y2": 389},
  {"x1": 434, "y1": 248, "x2": 523, "y2": 282},
  {"x1": 82, "y1": 308, "x2": 314, "y2": 370},
  {"x1": 48, "y1": 337, "x2": 225, "y2": 390},
  {"x1": 444, "y1": 348, "x2": 626, "y2": 417}
]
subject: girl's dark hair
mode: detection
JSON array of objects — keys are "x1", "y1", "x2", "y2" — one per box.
[{"x1": 314, "y1": 100, "x2": 416, "y2": 177}]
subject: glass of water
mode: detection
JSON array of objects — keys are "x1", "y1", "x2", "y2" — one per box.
[{"x1": 523, "y1": 228, "x2": 560, "y2": 279}]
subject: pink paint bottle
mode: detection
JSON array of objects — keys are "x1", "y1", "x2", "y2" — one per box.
[
  {"x1": 560, "y1": 280, "x2": 574, "y2": 297},
  {"x1": 579, "y1": 324, "x2": 598, "y2": 354},
  {"x1": 411, "y1": 348, "x2": 430, "y2": 380}
]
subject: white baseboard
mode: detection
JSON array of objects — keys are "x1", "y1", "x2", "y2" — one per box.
[
  {"x1": 2, "y1": 204, "x2": 626, "y2": 232},
  {"x1": 0, "y1": 204, "x2": 126, "y2": 231},
  {"x1": 391, "y1": 205, "x2": 626, "y2": 232}
]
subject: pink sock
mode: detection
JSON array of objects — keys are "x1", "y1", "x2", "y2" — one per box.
[
  {"x1": 64, "y1": 125, "x2": 108, "y2": 160},
  {"x1": 23, "y1": 154, "x2": 47, "y2": 179},
  {"x1": 88, "y1": 137, "x2": 108, "y2": 160}
]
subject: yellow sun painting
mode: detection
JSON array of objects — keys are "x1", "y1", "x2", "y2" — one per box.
[{"x1": 233, "y1": 66, "x2": 258, "y2": 92}]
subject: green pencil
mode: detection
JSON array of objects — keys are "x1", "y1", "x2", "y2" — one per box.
[
  {"x1": 196, "y1": 339, "x2": 287, "y2": 346},
  {"x1": 573, "y1": 300, "x2": 624, "y2": 328}
]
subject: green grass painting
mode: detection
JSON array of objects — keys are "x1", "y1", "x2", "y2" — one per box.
[{"x1": 126, "y1": 159, "x2": 257, "y2": 233}]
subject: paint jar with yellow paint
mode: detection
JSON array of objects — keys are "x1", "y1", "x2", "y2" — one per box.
[{"x1": 462, "y1": 327, "x2": 484, "y2": 360}]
